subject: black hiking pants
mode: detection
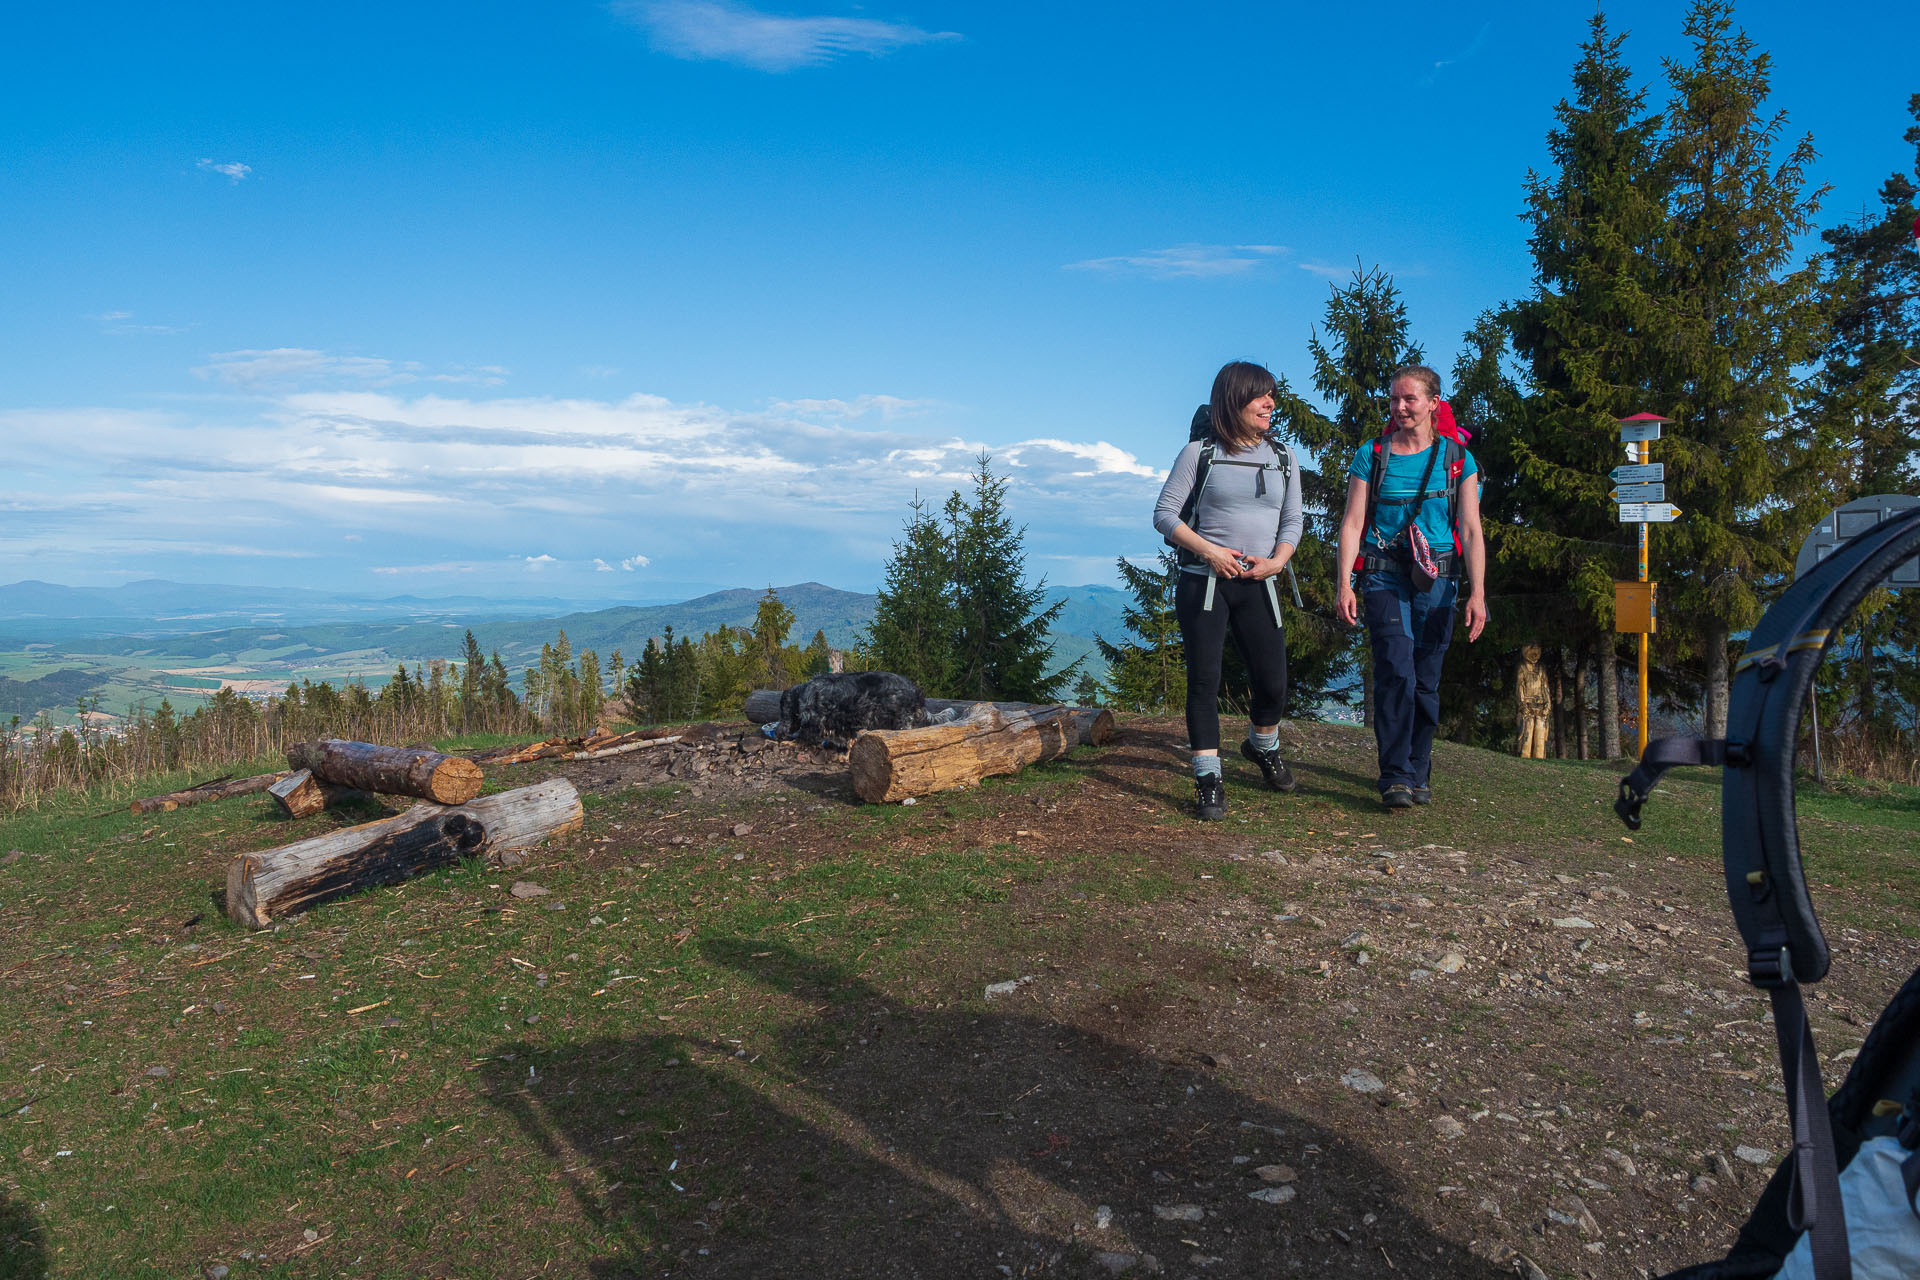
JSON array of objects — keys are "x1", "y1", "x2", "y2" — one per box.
[{"x1": 1175, "y1": 571, "x2": 1287, "y2": 753}]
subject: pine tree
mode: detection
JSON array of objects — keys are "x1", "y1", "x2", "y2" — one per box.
[
  {"x1": 459, "y1": 630, "x2": 485, "y2": 730},
  {"x1": 865, "y1": 494, "x2": 958, "y2": 694},
  {"x1": 1808, "y1": 94, "x2": 1920, "y2": 767},
  {"x1": 801, "y1": 629, "x2": 834, "y2": 678},
  {"x1": 1273, "y1": 264, "x2": 1423, "y2": 723},
  {"x1": 944, "y1": 453, "x2": 1076, "y2": 702},
  {"x1": 1652, "y1": 0, "x2": 1829, "y2": 738},
  {"x1": 748, "y1": 588, "x2": 797, "y2": 691},
  {"x1": 1095, "y1": 552, "x2": 1186, "y2": 713},
  {"x1": 1506, "y1": 12, "x2": 1672, "y2": 757}
]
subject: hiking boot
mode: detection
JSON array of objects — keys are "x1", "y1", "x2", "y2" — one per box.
[
  {"x1": 1240, "y1": 739, "x2": 1298, "y2": 793},
  {"x1": 1412, "y1": 785, "x2": 1432, "y2": 805},
  {"x1": 1194, "y1": 773, "x2": 1228, "y2": 821},
  {"x1": 1381, "y1": 784, "x2": 1415, "y2": 810}
]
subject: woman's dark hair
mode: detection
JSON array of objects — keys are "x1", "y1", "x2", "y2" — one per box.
[{"x1": 1209, "y1": 361, "x2": 1278, "y2": 451}]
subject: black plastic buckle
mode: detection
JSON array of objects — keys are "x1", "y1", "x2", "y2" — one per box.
[
  {"x1": 1747, "y1": 945, "x2": 1793, "y2": 989},
  {"x1": 1724, "y1": 740, "x2": 1751, "y2": 767},
  {"x1": 1614, "y1": 779, "x2": 1646, "y2": 832}
]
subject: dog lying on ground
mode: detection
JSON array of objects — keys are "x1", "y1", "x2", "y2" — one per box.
[{"x1": 778, "y1": 672, "x2": 931, "y2": 747}]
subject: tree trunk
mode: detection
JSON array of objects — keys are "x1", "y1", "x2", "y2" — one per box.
[
  {"x1": 131, "y1": 771, "x2": 287, "y2": 815},
  {"x1": 848, "y1": 704, "x2": 1113, "y2": 803},
  {"x1": 225, "y1": 779, "x2": 583, "y2": 928},
  {"x1": 268, "y1": 769, "x2": 374, "y2": 820},
  {"x1": 1573, "y1": 648, "x2": 1591, "y2": 760},
  {"x1": 1598, "y1": 631, "x2": 1621, "y2": 759},
  {"x1": 285, "y1": 739, "x2": 482, "y2": 805},
  {"x1": 1704, "y1": 622, "x2": 1731, "y2": 740}
]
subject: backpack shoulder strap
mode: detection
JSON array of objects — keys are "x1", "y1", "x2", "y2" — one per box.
[
  {"x1": 1445, "y1": 439, "x2": 1465, "y2": 551},
  {"x1": 1178, "y1": 438, "x2": 1217, "y2": 531}
]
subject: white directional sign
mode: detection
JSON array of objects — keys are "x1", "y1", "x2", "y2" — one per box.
[
  {"x1": 1610, "y1": 463, "x2": 1665, "y2": 485},
  {"x1": 1619, "y1": 421, "x2": 1663, "y2": 443},
  {"x1": 1612, "y1": 482, "x2": 1666, "y2": 503},
  {"x1": 1618, "y1": 503, "x2": 1681, "y2": 523}
]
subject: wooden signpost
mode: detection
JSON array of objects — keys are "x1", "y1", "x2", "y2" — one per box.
[{"x1": 1614, "y1": 413, "x2": 1676, "y2": 758}]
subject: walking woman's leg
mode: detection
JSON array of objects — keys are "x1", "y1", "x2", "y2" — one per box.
[
  {"x1": 1175, "y1": 572, "x2": 1229, "y2": 755},
  {"x1": 1406, "y1": 578, "x2": 1459, "y2": 789},
  {"x1": 1224, "y1": 579, "x2": 1288, "y2": 731},
  {"x1": 1362, "y1": 572, "x2": 1417, "y2": 792}
]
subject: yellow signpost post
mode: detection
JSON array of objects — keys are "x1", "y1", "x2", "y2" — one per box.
[{"x1": 1614, "y1": 414, "x2": 1675, "y2": 757}]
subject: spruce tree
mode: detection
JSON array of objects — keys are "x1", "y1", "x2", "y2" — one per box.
[
  {"x1": 748, "y1": 587, "x2": 797, "y2": 691},
  {"x1": 459, "y1": 630, "x2": 485, "y2": 731},
  {"x1": 944, "y1": 453, "x2": 1076, "y2": 702},
  {"x1": 865, "y1": 494, "x2": 958, "y2": 694},
  {"x1": 1095, "y1": 552, "x2": 1187, "y2": 713},
  {"x1": 1272, "y1": 264, "x2": 1423, "y2": 723},
  {"x1": 1808, "y1": 94, "x2": 1920, "y2": 763},
  {"x1": 1651, "y1": 0, "x2": 1829, "y2": 737},
  {"x1": 1507, "y1": 12, "x2": 1671, "y2": 757}
]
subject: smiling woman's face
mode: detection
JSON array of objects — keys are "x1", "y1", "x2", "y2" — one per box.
[
  {"x1": 1238, "y1": 391, "x2": 1276, "y2": 435},
  {"x1": 1389, "y1": 378, "x2": 1436, "y2": 432}
]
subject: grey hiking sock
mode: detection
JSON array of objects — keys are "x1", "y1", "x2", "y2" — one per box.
[
  {"x1": 1193, "y1": 755, "x2": 1223, "y2": 780},
  {"x1": 1250, "y1": 728, "x2": 1279, "y2": 753}
]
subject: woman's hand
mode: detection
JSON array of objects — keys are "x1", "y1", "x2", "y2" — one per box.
[
  {"x1": 1241, "y1": 554, "x2": 1286, "y2": 581},
  {"x1": 1464, "y1": 591, "x2": 1488, "y2": 642},
  {"x1": 1336, "y1": 581, "x2": 1360, "y2": 626},
  {"x1": 1198, "y1": 543, "x2": 1247, "y2": 578}
]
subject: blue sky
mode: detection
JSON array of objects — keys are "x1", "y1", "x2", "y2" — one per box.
[{"x1": 2, "y1": 0, "x2": 1912, "y2": 599}]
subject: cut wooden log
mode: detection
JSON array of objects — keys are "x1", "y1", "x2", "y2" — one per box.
[
  {"x1": 285, "y1": 739, "x2": 482, "y2": 805},
  {"x1": 848, "y1": 704, "x2": 1105, "y2": 803},
  {"x1": 567, "y1": 735, "x2": 681, "y2": 761},
  {"x1": 225, "y1": 778, "x2": 584, "y2": 928},
  {"x1": 130, "y1": 771, "x2": 287, "y2": 816},
  {"x1": 744, "y1": 690, "x2": 1113, "y2": 748},
  {"x1": 268, "y1": 769, "x2": 376, "y2": 820}
]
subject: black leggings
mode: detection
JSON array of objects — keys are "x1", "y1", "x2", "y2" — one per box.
[{"x1": 1175, "y1": 572, "x2": 1288, "y2": 752}]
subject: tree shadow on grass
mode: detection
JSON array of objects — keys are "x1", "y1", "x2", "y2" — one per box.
[
  {"x1": 482, "y1": 939, "x2": 1503, "y2": 1279},
  {"x1": 0, "y1": 1192, "x2": 47, "y2": 1280}
]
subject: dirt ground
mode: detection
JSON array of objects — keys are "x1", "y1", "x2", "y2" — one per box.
[{"x1": 480, "y1": 715, "x2": 1920, "y2": 1280}]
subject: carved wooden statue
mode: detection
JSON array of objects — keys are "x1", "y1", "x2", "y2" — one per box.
[{"x1": 1516, "y1": 643, "x2": 1551, "y2": 759}]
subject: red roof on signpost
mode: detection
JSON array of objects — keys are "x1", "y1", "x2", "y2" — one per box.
[{"x1": 1616, "y1": 412, "x2": 1673, "y2": 423}]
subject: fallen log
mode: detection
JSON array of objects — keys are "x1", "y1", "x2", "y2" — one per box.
[
  {"x1": 744, "y1": 689, "x2": 1113, "y2": 748},
  {"x1": 848, "y1": 703, "x2": 1104, "y2": 804},
  {"x1": 131, "y1": 771, "x2": 287, "y2": 816},
  {"x1": 285, "y1": 739, "x2": 482, "y2": 805},
  {"x1": 268, "y1": 769, "x2": 376, "y2": 820},
  {"x1": 225, "y1": 778, "x2": 583, "y2": 928},
  {"x1": 568, "y1": 735, "x2": 681, "y2": 761}
]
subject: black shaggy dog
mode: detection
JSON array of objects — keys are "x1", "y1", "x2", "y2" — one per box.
[{"x1": 778, "y1": 671, "x2": 930, "y2": 747}]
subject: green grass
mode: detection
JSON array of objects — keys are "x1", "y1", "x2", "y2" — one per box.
[{"x1": 0, "y1": 725, "x2": 1916, "y2": 1275}]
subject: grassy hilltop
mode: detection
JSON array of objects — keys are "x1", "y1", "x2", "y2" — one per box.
[{"x1": 1, "y1": 718, "x2": 1915, "y2": 1277}]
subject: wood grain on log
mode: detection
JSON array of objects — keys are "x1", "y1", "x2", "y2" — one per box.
[
  {"x1": 744, "y1": 690, "x2": 1113, "y2": 747},
  {"x1": 285, "y1": 739, "x2": 482, "y2": 805},
  {"x1": 268, "y1": 769, "x2": 375, "y2": 819},
  {"x1": 130, "y1": 771, "x2": 287, "y2": 816},
  {"x1": 848, "y1": 704, "x2": 1100, "y2": 803},
  {"x1": 568, "y1": 735, "x2": 681, "y2": 761},
  {"x1": 225, "y1": 778, "x2": 583, "y2": 928}
]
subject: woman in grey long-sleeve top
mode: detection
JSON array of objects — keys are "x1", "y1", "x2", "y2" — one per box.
[{"x1": 1152, "y1": 360, "x2": 1304, "y2": 821}]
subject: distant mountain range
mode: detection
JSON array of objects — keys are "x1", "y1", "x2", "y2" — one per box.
[
  {"x1": 0, "y1": 578, "x2": 730, "y2": 639},
  {"x1": 0, "y1": 579, "x2": 1135, "y2": 720},
  {"x1": 75, "y1": 581, "x2": 1129, "y2": 671}
]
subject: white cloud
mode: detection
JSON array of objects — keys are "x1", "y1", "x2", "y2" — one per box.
[
  {"x1": 0, "y1": 389, "x2": 1164, "y2": 590},
  {"x1": 615, "y1": 0, "x2": 959, "y2": 72},
  {"x1": 95, "y1": 310, "x2": 186, "y2": 336},
  {"x1": 197, "y1": 158, "x2": 252, "y2": 183},
  {"x1": 769, "y1": 394, "x2": 932, "y2": 420},
  {"x1": 1066, "y1": 244, "x2": 1289, "y2": 280},
  {"x1": 193, "y1": 348, "x2": 508, "y2": 389}
]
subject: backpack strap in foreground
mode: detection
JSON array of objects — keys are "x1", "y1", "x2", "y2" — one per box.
[{"x1": 1624, "y1": 504, "x2": 1920, "y2": 1280}]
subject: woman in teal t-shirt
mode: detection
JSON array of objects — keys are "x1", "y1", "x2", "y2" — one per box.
[{"x1": 1333, "y1": 365, "x2": 1488, "y2": 810}]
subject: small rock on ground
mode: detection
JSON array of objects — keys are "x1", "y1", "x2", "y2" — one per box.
[
  {"x1": 509, "y1": 881, "x2": 549, "y2": 898},
  {"x1": 1152, "y1": 1204, "x2": 1204, "y2": 1222},
  {"x1": 1247, "y1": 1186, "x2": 1296, "y2": 1204},
  {"x1": 1340, "y1": 1069, "x2": 1385, "y2": 1094},
  {"x1": 1252, "y1": 1164, "x2": 1296, "y2": 1183},
  {"x1": 1734, "y1": 1145, "x2": 1774, "y2": 1165},
  {"x1": 1432, "y1": 1115, "x2": 1466, "y2": 1139}
]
